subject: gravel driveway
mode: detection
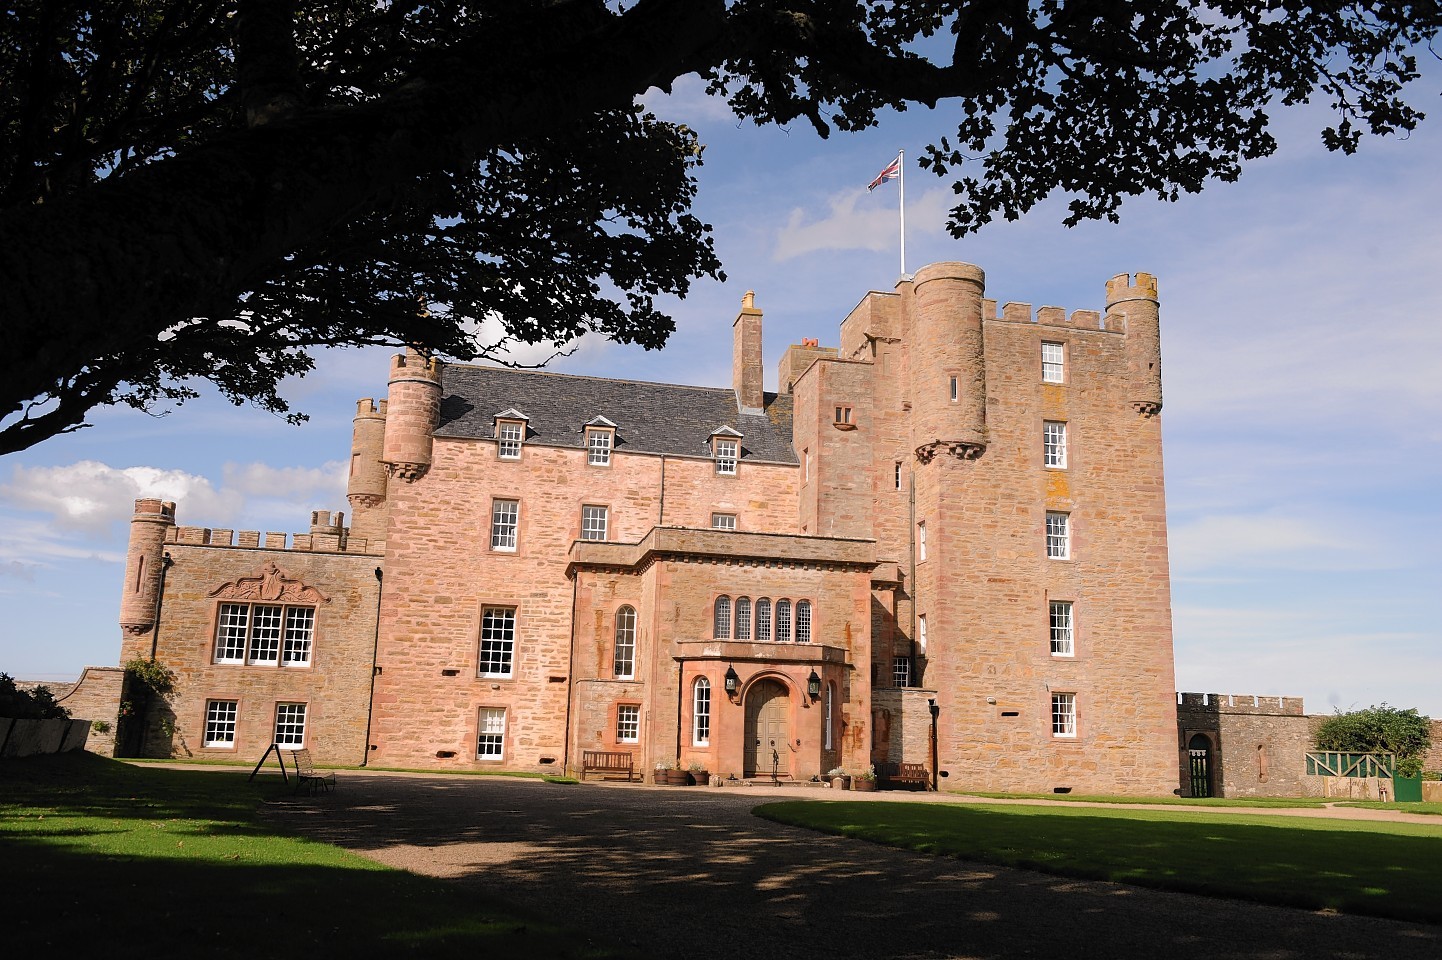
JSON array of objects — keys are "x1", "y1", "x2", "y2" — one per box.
[{"x1": 271, "y1": 774, "x2": 1441, "y2": 960}]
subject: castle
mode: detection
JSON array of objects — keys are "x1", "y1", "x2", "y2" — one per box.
[{"x1": 115, "y1": 261, "x2": 1180, "y2": 794}]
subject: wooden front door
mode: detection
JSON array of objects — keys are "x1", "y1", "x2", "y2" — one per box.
[{"x1": 744, "y1": 679, "x2": 790, "y2": 777}]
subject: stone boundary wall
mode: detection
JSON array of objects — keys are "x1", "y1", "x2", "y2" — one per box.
[
  {"x1": 1423, "y1": 718, "x2": 1442, "y2": 775},
  {"x1": 1176, "y1": 691, "x2": 1317, "y2": 798},
  {"x1": 0, "y1": 717, "x2": 90, "y2": 757},
  {"x1": 1179, "y1": 694, "x2": 1442, "y2": 799},
  {"x1": 15, "y1": 667, "x2": 126, "y2": 757}
]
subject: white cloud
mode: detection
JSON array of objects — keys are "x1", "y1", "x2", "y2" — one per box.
[
  {"x1": 220, "y1": 461, "x2": 346, "y2": 501},
  {"x1": 0, "y1": 457, "x2": 350, "y2": 564},
  {"x1": 773, "y1": 187, "x2": 954, "y2": 262},
  {"x1": 0, "y1": 461, "x2": 240, "y2": 533},
  {"x1": 1173, "y1": 603, "x2": 1437, "y2": 713},
  {"x1": 0, "y1": 559, "x2": 37, "y2": 582},
  {"x1": 1168, "y1": 510, "x2": 1396, "y2": 576},
  {"x1": 0, "y1": 516, "x2": 126, "y2": 565},
  {"x1": 640, "y1": 74, "x2": 742, "y2": 126}
]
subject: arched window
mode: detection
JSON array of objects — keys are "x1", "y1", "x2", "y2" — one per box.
[
  {"x1": 795, "y1": 600, "x2": 812, "y2": 643},
  {"x1": 824, "y1": 683, "x2": 834, "y2": 749},
  {"x1": 734, "y1": 597, "x2": 752, "y2": 640},
  {"x1": 613, "y1": 606, "x2": 637, "y2": 679},
  {"x1": 713, "y1": 596, "x2": 731, "y2": 639},
  {"x1": 693, "y1": 677, "x2": 711, "y2": 746},
  {"x1": 755, "y1": 599, "x2": 772, "y2": 642},
  {"x1": 776, "y1": 599, "x2": 792, "y2": 642}
]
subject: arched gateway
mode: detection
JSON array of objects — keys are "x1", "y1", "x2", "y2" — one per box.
[{"x1": 744, "y1": 679, "x2": 790, "y2": 778}]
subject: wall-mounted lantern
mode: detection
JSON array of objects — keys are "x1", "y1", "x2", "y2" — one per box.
[
  {"x1": 807, "y1": 669, "x2": 822, "y2": 699},
  {"x1": 724, "y1": 665, "x2": 740, "y2": 698}
]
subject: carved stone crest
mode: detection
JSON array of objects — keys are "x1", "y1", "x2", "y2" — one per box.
[{"x1": 208, "y1": 561, "x2": 329, "y2": 604}]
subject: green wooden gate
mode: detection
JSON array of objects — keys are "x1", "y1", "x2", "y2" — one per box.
[
  {"x1": 1304, "y1": 751, "x2": 1395, "y2": 778},
  {"x1": 1393, "y1": 773, "x2": 1423, "y2": 802}
]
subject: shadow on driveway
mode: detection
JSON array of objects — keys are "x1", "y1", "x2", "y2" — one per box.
[{"x1": 272, "y1": 776, "x2": 1441, "y2": 960}]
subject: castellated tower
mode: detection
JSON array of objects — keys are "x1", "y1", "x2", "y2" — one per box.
[
  {"x1": 347, "y1": 398, "x2": 389, "y2": 542},
  {"x1": 733, "y1": 290, "x2": 765, "y2": 413},
  {"x1": 382, "y1": 348, "x2": 444, "y2": 481},
  {"x1": 908, "y1": 262, "x2": 987, "y2": 462},
  {"x1": 118, "y1": 498, "x2": 175, "y2": 648},
  {"x1": 1107, "y1": 272, "x2": 1163, "y2": 416}
]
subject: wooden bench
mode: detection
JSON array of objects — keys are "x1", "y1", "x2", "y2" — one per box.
[
  {"x1": 877, "y1": 761, "x2": 930, "y2": 791},
  {"x1": 287, "y1": 748, "x2": 336, "y2": 794},
  {"x1": 580, "y1": 750, "x2": 636, "y2": 782}
]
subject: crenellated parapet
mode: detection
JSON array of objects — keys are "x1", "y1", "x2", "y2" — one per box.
[
  {"x1": 1176, "y1": 692, "x2": 1306, "y2": 716},
  {"x1": 984, "y1": 299, "x2": 1108, "y2": 330},
  {"x1": 164, "y1": 520, "x2": 383, "y2": 556}
]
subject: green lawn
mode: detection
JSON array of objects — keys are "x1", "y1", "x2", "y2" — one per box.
[
  {"x1": 954, "y1": 790, "x2": 1331, "y2": 808},
  {"x1": 0, "y1": 753, "x2": 623, "y2": 958},
  {"x1": 756, "y1": 800, "x2": 1442, "y2": 925},
  {"x1": 1338, "y1": 801, "x2": 1442, "y2": 815}
]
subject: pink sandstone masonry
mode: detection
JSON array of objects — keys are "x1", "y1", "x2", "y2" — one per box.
[{"x1": 112, "y1": 262, "x2": 1185, "y2": 796}]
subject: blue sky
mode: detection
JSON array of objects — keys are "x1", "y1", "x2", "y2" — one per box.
[{"x1": 2, "y1": 75, "x2": 1438, "y2": 717}]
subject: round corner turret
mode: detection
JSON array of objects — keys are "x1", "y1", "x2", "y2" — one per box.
[
  {"x1": 909, "y1": 262, "x2": 988, "y2": 462},
  {"x1": 383, "y1": 349, "x2": 444, "y2": 482},
  {"x1": 1106, "y1": 273, "x2": 1163, "y2": 416},
  {"x1": 119, "y1": 498, "x2": 176, "y2": 637}
]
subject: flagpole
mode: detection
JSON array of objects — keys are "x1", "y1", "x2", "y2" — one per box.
[{"x1": 898, "y1": 149, "x2": 907, "y2": 279}]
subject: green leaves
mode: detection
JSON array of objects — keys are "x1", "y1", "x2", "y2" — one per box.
[
  {"x1": 1, "y1": 0, "x2": 1437, "y2": 453},
  {"x1": 1315, "y1": 705, "x2": 1433, "y2": 778}
]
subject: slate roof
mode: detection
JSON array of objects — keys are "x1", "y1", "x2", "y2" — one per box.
[{"x1": 435, "y1": 364, "x2": 798, "y2": 465}]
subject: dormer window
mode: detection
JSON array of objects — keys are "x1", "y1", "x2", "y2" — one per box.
[
  {"x1": 714, "y1": 438, "x2": 737, "y2": 474},
  {"x1": 492, "y1": 408, "x2": 529, "y2": 460},
  {"x1": 497, "y1": 422, "x2": 524, "y2": 459},
  {"x1": 709, "y1": 426, "x2": 742, "y2": 476},
  {"x1": 584, "y1": 416, "x2": 617, "y2": 467}
]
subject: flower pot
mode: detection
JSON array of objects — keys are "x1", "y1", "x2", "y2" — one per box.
[
  {"x1": 666, "y1": 770, "x2": 689, "y2": 785},
  {"x1": 853, "y1": 777, "x2": 877, "y2": 792},
  {"x1": 689, "y1": 770, "x2": 710, "y2": 786},
  {"x1": 654, "y1": 770, "x2": 668, "y2": 785}
]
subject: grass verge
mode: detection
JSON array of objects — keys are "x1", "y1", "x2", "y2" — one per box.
[
  {"x1": 953, "y1": 790, "x2": 1330, "y2": 807},
  {"x1": 756, "y1": 799, "x2": 1442, "y2": 925},
  {"x1": 1, "y1": 753, "x2": 623, "y2": 958},
  {"x1": 1337, "y1": 801, "x2": 1442, "y2": 815}
]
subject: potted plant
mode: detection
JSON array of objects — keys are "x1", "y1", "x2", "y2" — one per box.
[
  {"x1": 688, "y1": 760, "x2": 710, "y2": 786},
  {"x1": 854, "y1": 765, "x2": 878, "y2": 792},
  {"x1": 654, "y1": 761, "x2": 669, "y2": 785},
  {"x1": 667, "y1": 759, "x2": 689, "y2": 786},
  {"x1": 827, "y1": 766, "x2": 851, "y2": 790}
]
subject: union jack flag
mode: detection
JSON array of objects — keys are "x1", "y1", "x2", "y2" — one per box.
[{"x1": 867, "y1": 154, "x2": 901, "y2": 191}]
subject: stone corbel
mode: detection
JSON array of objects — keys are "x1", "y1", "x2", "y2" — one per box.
[{"x1": 914, "y1": 440, "x2": 986, "y2": 464}]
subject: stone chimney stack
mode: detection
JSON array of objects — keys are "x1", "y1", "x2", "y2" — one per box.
[{"x1": 733, "y1": 291, "x2": 764, "y2": 414}]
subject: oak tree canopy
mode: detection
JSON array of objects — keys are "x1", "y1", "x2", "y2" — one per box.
[{"x1": 1, "y1": 0, "x2": 1437, "y2": 454}]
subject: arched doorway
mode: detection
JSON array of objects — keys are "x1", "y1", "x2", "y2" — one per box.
[
  {"x1": 744, "y1": 679, "x2": 790, "y2": 777},
  {"x1": 1188, "y1": 733, "x2": 1213, "y2": 798}
]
